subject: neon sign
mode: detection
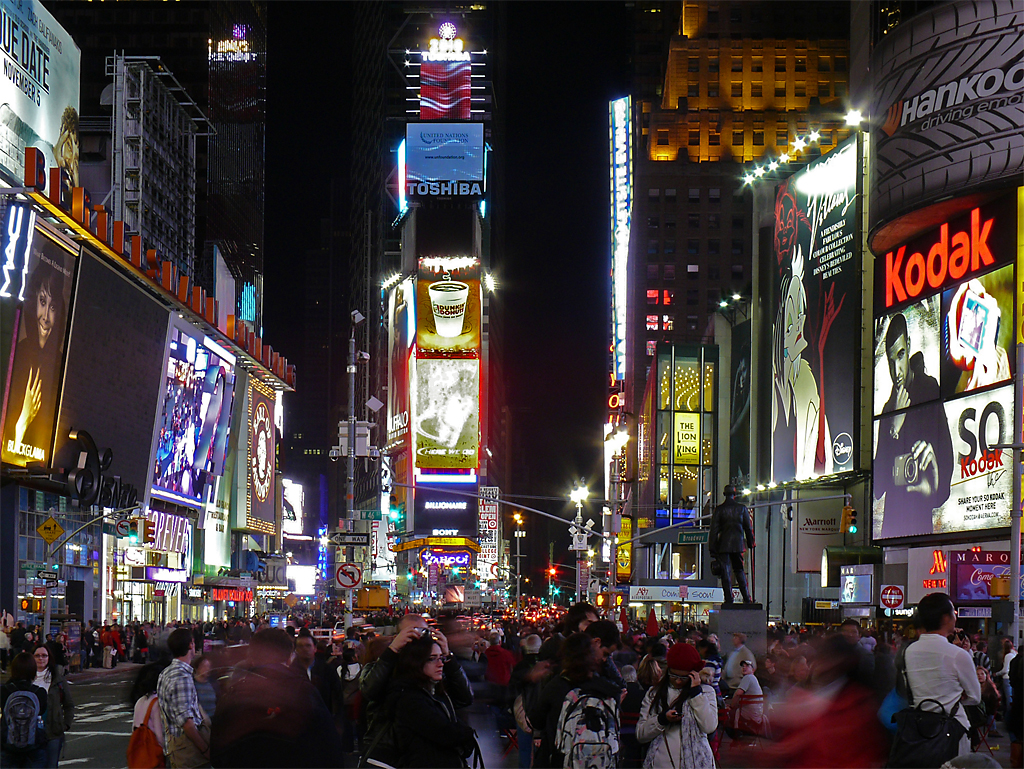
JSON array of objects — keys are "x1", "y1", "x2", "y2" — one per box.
[
  {"x1": 609, "y1": 97, "x2": 632, "y2": 383},
  {"x1": 422, "y1": 23, "x2": 470, "y2": 62},
  {"x1": 421, "y1": 549, "x2": 472, "y2": 568}
]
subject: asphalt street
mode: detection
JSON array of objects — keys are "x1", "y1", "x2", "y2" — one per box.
[{"x1": 58, "y1": 663, "x2": 519, "y2": 769}]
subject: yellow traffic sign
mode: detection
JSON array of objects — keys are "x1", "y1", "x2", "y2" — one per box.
[
  {"x1": 284, "y1": 593, "x2": 298, "y2": 608},
  {"x1": 37, "y1": 516, "x2": 64, "y2": 546}
]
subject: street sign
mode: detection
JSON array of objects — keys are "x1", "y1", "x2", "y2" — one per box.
[
  {"x1": 356, "y1": 510, "x2": 382, "y2": 521},
  {"x1": 336, "y1": 563, "x2": 363, "y2": 590},
  {"x1": 329, "y1": 532, "x2": 371, "y2": 547},
  {"x1": 677, "y1": 530, "x2": 709, "y2": 545},
  {"x1": 284, "y1": 594, "x2": 298, "y2": 608},
  {"x1": 114, "y1": 519, "x2": 131, "y2": 537},
  {"x1": 880, "y1": 584, "x2": 905, "y2": 610},
  {"x1": 32, "y1": 586, "x2": 46, "y2": 596},
  {"x1": 464, "y1": 588, "x2": 482, "y2": 607},
  {"x1": 20, "y1": 561, "x2": 47, "y2": 573},
  {"x1": 35, "y1": 570, "x2": 58, "y2": 581},
  {"x1": 37, "y1": 517, "x2": 64, "y2": 545}
]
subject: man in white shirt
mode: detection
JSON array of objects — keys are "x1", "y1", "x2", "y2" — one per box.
[{"x1": 904, "y1": 592, "x2": 981, "y2": 757}]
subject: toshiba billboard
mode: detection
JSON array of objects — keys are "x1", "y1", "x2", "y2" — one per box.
[
  {"x1": 872, "y1": 195, "x2": 1017, "y2": 540},
  {"x1": 869, "y1": 0, "x2": 1023, "y2": 251}
]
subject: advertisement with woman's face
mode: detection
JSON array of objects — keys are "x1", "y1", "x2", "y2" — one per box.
[{"x1": 1, "y1": 226, "x2": 77, "y2": 467}]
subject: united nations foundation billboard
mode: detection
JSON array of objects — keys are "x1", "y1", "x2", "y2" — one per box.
[
  {"x1": 769, "y1": 135, "x2": 860, "y2": 483},
  {"x1": 0, "y1": 0, "x2": 81, "y2": 186},
  {"x1": 872, "y1": 194, "x2": 1017, "y2": 539},
  {"x1": 870, "y1": 0, "x2": 1023, "y2": 251}
]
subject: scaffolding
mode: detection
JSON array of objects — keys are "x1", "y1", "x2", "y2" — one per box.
[{"x1": 107, "y1": 55, "x2": 212, "y2": 280}]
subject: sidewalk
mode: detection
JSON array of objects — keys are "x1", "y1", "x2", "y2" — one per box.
[{"x1": 0, "y1": 661, "x2": 141, "y2": 686}]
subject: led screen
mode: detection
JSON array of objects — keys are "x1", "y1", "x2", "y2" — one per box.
[
  {"x1": 414, "y1": 484, "x2": 478, "y2": 538},
  {"x1": 1, "y1": 223, "x2": 77, "y2": 468},
  {"x1": 247, "y1": 378, "x2": 277, "y2": 533},
  {"x1": 416, "y1": 257, "x2": 481, "y2": 355},
  {"x1": 413, "y1": 357, "x2": 479, "y2": 470},
  {"x1": 151, "y1": 326, "x2": 235, "y2": 507},
  {"x1": 840, "y1": 574, "x2": 872, "y2": 604},
  {"x1": 948, "y1": 551, "x2": 1020, "y2": 604},
  {"x1": 282, "y1": 478, "x2": 303, "y2": 535},
  {"x1": 287, "y1": 564, "x2": 317, "y2": 597},
  {"x1": 770, "y1": 136, "x2": 859, "y2": 482},
  {"x1": 419, "y1": 64, "x2": 472, "y2": 121},
  {"x1": 405, "y1": 122, "x2": 484, "y2": 184},
  {"x1": 386, "y1": 276, "x2": 415, "y2": 451}
]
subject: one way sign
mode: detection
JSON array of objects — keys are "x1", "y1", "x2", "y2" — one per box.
[{"x1": 329, "y1": 532, "x2": 370, "y2": 547}]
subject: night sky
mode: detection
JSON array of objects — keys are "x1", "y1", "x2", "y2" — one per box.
[{"x1": 263, "y1": 3, "x2": 633, "y2": 591}]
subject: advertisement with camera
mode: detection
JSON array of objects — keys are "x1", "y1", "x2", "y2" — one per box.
[{"x1": 871, "y1": 194, "x2": 1017, "y2": 539}]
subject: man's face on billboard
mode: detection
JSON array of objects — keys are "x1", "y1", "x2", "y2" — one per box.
[{"x1": 887, "y1": 333, "x2": 909, "y2": 396}]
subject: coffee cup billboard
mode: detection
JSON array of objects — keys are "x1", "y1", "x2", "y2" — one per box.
[{"x1": 417, "y1": 257, "x2": 480, "y2": 354}]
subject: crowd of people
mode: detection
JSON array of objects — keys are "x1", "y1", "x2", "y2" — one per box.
[{"x1": 1, "y1": 594, "x2": 1021, "y2": 769}]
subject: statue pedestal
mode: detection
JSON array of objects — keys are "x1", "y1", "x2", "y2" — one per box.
[{"x1": 709, "y1": 603, "x2": 768, "y2": 659}]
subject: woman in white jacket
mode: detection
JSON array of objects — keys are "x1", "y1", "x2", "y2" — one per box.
[{"x1": 637, "y1": 643, "x2": 718, "y2": 769}]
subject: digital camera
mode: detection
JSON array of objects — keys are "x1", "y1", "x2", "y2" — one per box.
[{"x1": 893, "y1": 452, "x2": 919, "y2": 486}]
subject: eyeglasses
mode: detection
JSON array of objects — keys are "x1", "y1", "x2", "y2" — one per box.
[
  {"x1": 426, "y1": 654, "x2": 450, "y2": 663},
  {"x1": 666, "y1": 670, "x2": 689, "y2": 681}
]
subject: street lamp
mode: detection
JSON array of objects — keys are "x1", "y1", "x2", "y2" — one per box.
[
  {"x1": 570, "y1": 482, "x2": 588, "y2": 603},
  {"x1": 513, "y1": 512, "x2": 526, "y2": 623}
]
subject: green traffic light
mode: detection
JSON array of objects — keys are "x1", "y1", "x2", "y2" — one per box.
[{"x1": 849, "y1": 525, "x2": 858, "y2": 534}]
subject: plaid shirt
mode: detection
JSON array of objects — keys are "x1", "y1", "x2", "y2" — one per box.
[{"x1": 157, "y1": 659, "x2": 202, "y2": 737}]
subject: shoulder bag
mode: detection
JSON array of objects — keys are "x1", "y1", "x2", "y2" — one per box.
[
  {"x1": 887, "y1": 667, "x2": 966, "y2": 768},
  {"x1": 126, "y1": 697, "x2": 165, "y2": 769}
]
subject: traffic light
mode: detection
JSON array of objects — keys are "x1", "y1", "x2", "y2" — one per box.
[
  {"x1": 143, "y1": 519, "x2": 155, "y2": 546},
  {"x1": 596, "y1": 592, "x2": 609, "y2": 608},
  {"x1": 842, "y1": 505, "x2": 858, "y2": 534},
  {"x1": 548, "y1": 567, "x2": 556, "y2": 577},
  {"x1": 388, "y1": 495, "x2": 404, "y2": 523},
  {"x1": 128, "y1": 520, "x2": 139, "y2": 545}
]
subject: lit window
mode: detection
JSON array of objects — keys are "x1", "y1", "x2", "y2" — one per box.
[
  {"x1": 663, "y1": 315, "x2": 675, "y2": 331},
  {"x1": 732, "y1": 130, "x2": 744, "y2": 145},
  {"x1": 647, "y1": 340, "x2": 658, "y2": 356},
  {"x1": 794, "y1": 84, "x2": 805, "y2": 98},
  {"x1": 687, "y1": 264, "x2": 699, "y2": 274},
  {"x1": 647, "y1": 289, "x2": 660, "y2": 305},
  {"x1": 751, "y1": 84, "x2": 762, "y2": 97},
  {"x1": 647, "y1": 315, "x2": 660, "y2": 331},
  {"x1": 663, "y1": 290, "x2": 675, "y2": 305},
  {"x1": 688, "y1": 188, "x2": 700, "y2": 202}
]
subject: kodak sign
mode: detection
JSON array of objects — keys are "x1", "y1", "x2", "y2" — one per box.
[{"x1": 876, "y1": 196, "x2": 1015, "y2": 311}]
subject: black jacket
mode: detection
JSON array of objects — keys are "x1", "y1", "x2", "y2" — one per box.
[
  {"x1": 359, "y1": 647, "x2": 472, "y2": 764},
  {"x1": 291, "y1": 656, "x2": 343, "y2": 714},
  {"x1": 210, "y1": 662, "x2": 344, "y2": 768},
  {"x1": 709, "y1": 497, "x2": 754, "y2": 554},
  {"x1": 388, "y1": 679, "x2": 477, "y2": 768}
]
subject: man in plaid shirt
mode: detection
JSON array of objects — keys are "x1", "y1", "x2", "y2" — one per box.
[{"x1": 157, "y1": 627, "x2": 211, "y2": 768}]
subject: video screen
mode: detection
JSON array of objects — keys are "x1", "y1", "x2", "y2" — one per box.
[
  {"x1": 873, "y1": 296, "x2": 942, "y2": 417},
  {"x1": 151, "y1": 326, "x2": 235, "y2": 506},
  {"x1": 840, "y1": 574, "x2": 872, "y2": 604}
]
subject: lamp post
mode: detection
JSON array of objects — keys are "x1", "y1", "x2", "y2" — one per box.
[
  {"x1": 605, "y1": 429, "x2": 630, "y2": 602},
  {"x1": 570, "y1": 482, "x2": 589, "y2": 603},
  {"x1": 513, "y1": 512, "x2": 525, "y2": 624}
]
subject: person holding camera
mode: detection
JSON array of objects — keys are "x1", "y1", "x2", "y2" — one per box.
[
  {"x1": 359, "y1": 615, "x2": 471, "y2": 767},
  {"x1": 874, "y1": 312, "x2": 952, "y2": 538},
  {"x1": 636, "y1": 643, "x2": 718, "y2": 769}
]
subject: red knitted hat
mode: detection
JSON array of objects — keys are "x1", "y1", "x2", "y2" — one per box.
[{"x1": 665, "y1": 642, "x2": 703, "y2": 673}]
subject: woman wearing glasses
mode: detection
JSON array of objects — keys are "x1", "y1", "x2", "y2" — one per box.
[
  {"x1": 637, "y1": 643, "x2": 718, "y2": 769},
  {"x1": 32, "y1": 644, "x2": 74, "y2": 768},
  {"x1": 388, "y1": 633, "x2": 478, "y2": 767}
]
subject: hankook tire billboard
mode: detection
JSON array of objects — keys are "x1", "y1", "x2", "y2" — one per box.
[{"x1": 869, "y1": 0, "x2": 1023, "y2": 250}]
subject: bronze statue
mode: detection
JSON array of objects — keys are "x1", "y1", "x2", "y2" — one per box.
[{"x1": 709, "y1": 485, "x2": 754, "y2": 604}]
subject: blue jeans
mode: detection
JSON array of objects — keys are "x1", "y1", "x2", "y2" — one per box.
[
  {"x1": 44, "y1": 736, "x2": 63, "y2": 769},
  {"x1": 1, "y1": 747, "x2": 46, "y2": 769},
  {"x1": 517, "y1": 727, "x2": 532, "y2": 768}
]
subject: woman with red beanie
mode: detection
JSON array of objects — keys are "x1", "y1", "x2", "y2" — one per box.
[{"x1": 636, "y1": 643, "x2": 718, "y2": 769}]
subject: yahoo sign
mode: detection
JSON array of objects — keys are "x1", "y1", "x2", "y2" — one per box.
[{"x1": 421, "y1": 549, "x2": 472, "y2": 569}]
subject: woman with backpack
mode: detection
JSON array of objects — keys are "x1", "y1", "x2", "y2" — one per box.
[
  {"x1": 1, "y1": 651, "x2": 48, "y2": 768},
  {"x1": 128, "y1": 662, "x2": 169, "y2": 769},
  {"x1": 636, "y1": 643, "x2": 718, "y2": 769},
  {"x1": 32, "y1": 644, "x2": 74, "y2": 768}
]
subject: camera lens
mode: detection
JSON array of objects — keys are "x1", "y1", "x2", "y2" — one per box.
[{"x1": 905, "y1": 455, "x2": 918, "y2": 485}]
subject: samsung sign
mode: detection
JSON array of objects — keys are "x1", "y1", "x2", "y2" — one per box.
[{"x1": 405, "y1": 122, "x2": 485, "y2": 197}]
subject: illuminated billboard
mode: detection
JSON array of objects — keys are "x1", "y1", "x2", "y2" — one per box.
[
  {"x1": 609, "y1": 96, "x2": 631, "y2": 382},
  {"x1": 414, "y1": 484, "x2": 479, "y2": 538},
  {"x1": 412, "y1": 357, "x2": 479, "y2": 470},
  {"x1": 247, "y1": 378, "x2": 276, "y2": 533},
  {"x1": 0, "y1": 0, "x2": 81, "y2": 187},
  {"x1": 872, "y1": 195, "x2": 1018, "y2": 541},
  {"x1": 417, "y1": 257, "x2": 481, "y2": 355},
  {"x1": 418, "y1": 23, "x2": 472, "y2": 120},
  {"x1": 869, "y1": 1, "x2": 1023, "y2": 249},
  {"x1": 386, "y1": 276, "x2": 415, "y2": 451},
  {"x1": 151, "y1": 326, "x2": 236, "y2": 507},
  {"x1": 478, "y1": 487, "x2": 499, "y2": 576},
  {"x1": 770, "y1": 135, "x2": 859, "y2": 483},
  {"x1": 405, "y1": 123, "x2": 484, "y2": 195},
  {"x1": 282, "y1": 478, "x2": 303, "y2": 535},
  {"x1": 1, "y1": 221, "x2": 76, "y2": 468}
]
